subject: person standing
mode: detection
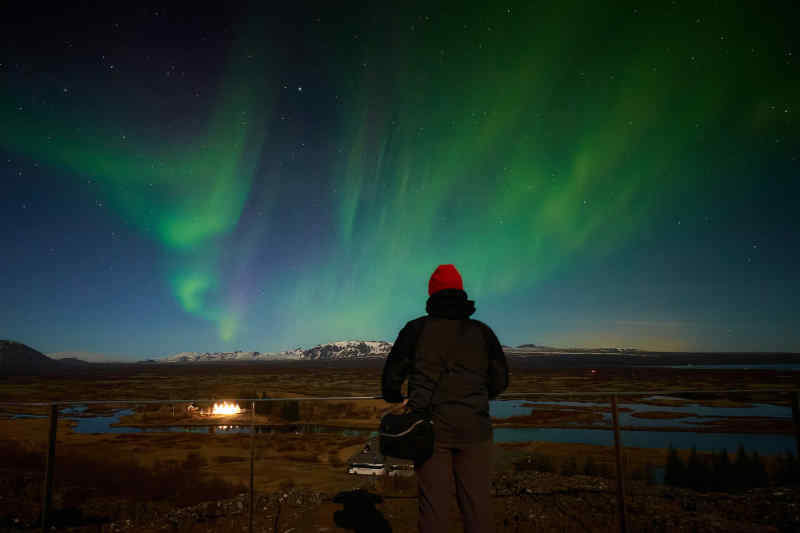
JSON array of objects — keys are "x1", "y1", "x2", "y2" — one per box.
[{"x1": 382, "y1": 264, "x2": 509, "y2": 533}]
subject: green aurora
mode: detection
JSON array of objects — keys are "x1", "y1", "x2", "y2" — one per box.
[
  {"x1": 280, "y1": 3, "x2": 796, "y2": 349},
  {"x1": 1, "y1": 2, "x2": 797, "y2": 353},
  {"x1": 1, "y1": 25, "x2": 273, "y2": 341}
]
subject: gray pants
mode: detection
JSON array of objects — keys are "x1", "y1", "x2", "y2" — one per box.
[{"x1": 415, "y1": 441, "x2": 495, "y2": 533}]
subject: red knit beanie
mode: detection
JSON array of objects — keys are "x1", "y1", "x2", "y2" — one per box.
[{"x1": 428, "y1": 264, "x2": 463, "y2": 295}]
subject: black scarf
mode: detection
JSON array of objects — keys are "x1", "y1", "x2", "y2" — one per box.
[{"x1": 425, "y1": 289, "x2": 476, "y2": 319}]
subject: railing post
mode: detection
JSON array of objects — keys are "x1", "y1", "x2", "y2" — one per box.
[
  {"x1": 791, "y1": 391, "x2": 800, "y2": 459},
  {"x1": 249, "y1": 400, "x2": 255, "y2": 533},
  {"x1": 611, "y1": 395, "x2": 628, "y2": 533},
  {"x1": 41, "y1": 403, "x2": 58, "y2": 533}
]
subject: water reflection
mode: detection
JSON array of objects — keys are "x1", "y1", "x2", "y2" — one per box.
[
  {"x1": 5, "y1": 401, "x2": 795, "y2": 457},
  {"x1": 490, "y1": 398, "x2": 792, "y2": 428}
]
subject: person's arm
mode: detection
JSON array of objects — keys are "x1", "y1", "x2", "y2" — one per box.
[
  {"x1": 484, "y1": 325, "x2": 509, "y2": 399},
  {"x1": 381, "y1": 321, "x2": 418, "y2": 403}
]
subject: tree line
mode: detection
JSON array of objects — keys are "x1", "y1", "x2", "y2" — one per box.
[
  {"x1": 665, "y1": 443, "x2": 800, "y2": 491},
  {"x1": 252, "y1": 393, "x2": 301, "y2": 421}
]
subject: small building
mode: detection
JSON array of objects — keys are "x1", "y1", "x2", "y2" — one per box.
[
  {"x1": 347, "y1": 438, "x2": 415, "y2": 477},
  {"x1": 388, "y1": 464, "x2": 414, "y2": 477},
  {"x1": 348, "y1": 463, "x2": 386, "y2": 476}
]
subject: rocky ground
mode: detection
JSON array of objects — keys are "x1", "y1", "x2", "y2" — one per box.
[
  {"x1": 3, "y1": 471, "x2": 799, "y2": 532},
  {"x1": 491, "y1": 471, "x2": 800, "y2": 532}
]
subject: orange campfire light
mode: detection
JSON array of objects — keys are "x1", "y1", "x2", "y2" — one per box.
[{"x1": 211, "y1": 402, "x2": 242, "y2": 415}]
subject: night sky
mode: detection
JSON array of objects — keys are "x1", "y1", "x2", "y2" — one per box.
[{"x1": 1, "y1": 2, "x2": 798, "y2": 360}]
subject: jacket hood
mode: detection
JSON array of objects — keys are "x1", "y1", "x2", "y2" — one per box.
[{"x1": 425, "y1": 289, "x2": 476, "y2": 319}]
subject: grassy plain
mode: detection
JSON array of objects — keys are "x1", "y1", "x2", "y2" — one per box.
[
  {"x1": 2, "y1": 359, "x2": 800, "y2": 531},
  {"x1": 3, "y1": 358, "x2": 800, "y2": 401}
]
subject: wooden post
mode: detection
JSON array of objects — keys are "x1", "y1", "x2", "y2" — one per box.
[
  {"x1": 249, "y1": 400, "x2": 255, "y2": 533},
  {"x1": 41, "y1": 404, "x2": 58, "y2": 533},
  {"x1": 611, "y1": 395, "x2": 628, "y2": 533},
  {"x1": 791, "y1": 391, "x2": 800, "y2": 459}
]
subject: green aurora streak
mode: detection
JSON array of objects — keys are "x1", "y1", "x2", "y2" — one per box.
[
  {"x1": 281, "y1": 3, "x2": 796, "y2": 347},
  {"x1": 1, "y1": 28, "x2": 272, "y2": 341}
]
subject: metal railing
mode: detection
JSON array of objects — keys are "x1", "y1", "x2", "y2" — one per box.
[{"x1": 3, "y1": 389, "x2": 800, "y2": 533}]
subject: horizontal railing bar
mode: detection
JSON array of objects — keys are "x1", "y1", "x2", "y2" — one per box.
[
  {"x1": 498, "y1": 389, "x2": 798, "y2": 396},
  {"x1": 0, "y1": 396, "x2": 383, "y2": 406},
  {"x1": 0, "y1": 389, "x2": 796, "y2": 406}
]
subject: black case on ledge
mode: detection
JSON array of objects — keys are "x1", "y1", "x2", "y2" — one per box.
[{"x1": 378, "y1": 410, "x2": 434, "y2": 463}]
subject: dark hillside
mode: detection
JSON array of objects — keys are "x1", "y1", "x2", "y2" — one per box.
[{"x1": 0, "y1": 340, "x2": 63, "y2": 375}]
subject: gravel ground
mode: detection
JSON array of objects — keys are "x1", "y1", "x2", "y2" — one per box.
[{"x1": 3, "y1": 471, "x2": 799, "y2": 532}]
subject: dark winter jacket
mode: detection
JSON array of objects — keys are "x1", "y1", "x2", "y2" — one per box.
[{"x1": 381, "y1": 289, "x2": 509, "y2": 445}]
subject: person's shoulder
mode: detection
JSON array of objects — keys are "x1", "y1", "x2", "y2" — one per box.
[
  {"x1": 403, "y1": 316, "x2": 428, "y2": 331},
  {"x1": 467, "y1": 318, "x2": 494, "y2": 333},
  {"x1": 392, "y1": 317, "x2": 427, "y2": 347}
]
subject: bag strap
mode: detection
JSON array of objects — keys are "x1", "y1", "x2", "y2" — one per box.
[{"x1": 422, "y1": 317, "x2": 464, "y2": 414}]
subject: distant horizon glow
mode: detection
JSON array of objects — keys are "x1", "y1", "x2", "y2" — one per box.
[{"x1": 1, "y1": 3, "x2": 798, "y2": 359}]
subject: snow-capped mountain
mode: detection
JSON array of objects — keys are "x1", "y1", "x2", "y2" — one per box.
[
  {"x1": 159, "y1": 341, "x2": 390, "y2": 363},
  {"x1": 302, "y1": 340, "x2": 391, "y2": 360},
  {"x1": 160, "y1": 349, "x2": 303, "y2": 363},
  {"x1": 158, "y1": 341, "x2": 640, "y2": 363}
]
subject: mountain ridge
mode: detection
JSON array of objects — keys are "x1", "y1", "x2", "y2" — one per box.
[
  {"x1": 157, "y1": 340, "x2": 644, "y2": 362},
  {"x1": 159, "y1": 340, "x2": 392, "y2": 363},
  {"x1": 2, "y1": 338, "x2": 648, "y2": 371},
  {"x1": 0, "y1": 339, "x2": 76, "y2": 375}
]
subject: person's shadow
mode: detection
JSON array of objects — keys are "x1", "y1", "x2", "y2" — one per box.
[{"x1": 332, "y1": 489, "x2": 392, "y2": 533}]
